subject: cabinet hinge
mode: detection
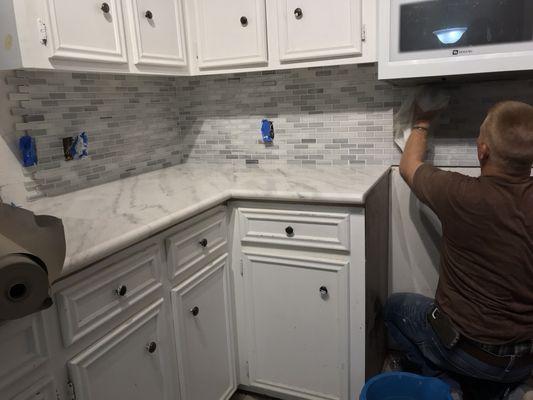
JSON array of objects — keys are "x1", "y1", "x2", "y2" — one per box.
[
  {"x1": 67, "y1": 380, "x2": 76, "y2": 400},
  {"x1": 361, "y1": 24, "x2": 367, "y2": 42},
  {"x1": 240, "y1": 259, "x2": 244, "y2": 277}
]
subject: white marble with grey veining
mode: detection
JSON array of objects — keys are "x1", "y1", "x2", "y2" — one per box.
[{"x1": 22, "y1": 164, "x2": 389, "y2": 278}]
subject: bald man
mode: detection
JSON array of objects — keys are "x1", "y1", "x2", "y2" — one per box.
[{"x1": 385, "y1": 101, "x2": 533, "y2": 399}]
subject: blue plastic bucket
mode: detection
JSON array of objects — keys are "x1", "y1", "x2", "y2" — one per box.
[{"x1": 360, "y1": 372, "x2": 453, "y2": 400}]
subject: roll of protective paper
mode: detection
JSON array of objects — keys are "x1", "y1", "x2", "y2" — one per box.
[
  {"x1": 0, "y1": 203, "x2": 65, "y2": 321},
  {"x1": 0, "y1": 236, "x2": 50, "y2": 320}
]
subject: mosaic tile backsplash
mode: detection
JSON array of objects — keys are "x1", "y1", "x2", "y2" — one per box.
[
  {"x1": 177, "y1": 65, "x2": 533, "y2": 167},
  {"x1": 7, "y1": 70, "x2": 181, "y2": 198},
  {"x1": 5, "y1": 64, "x2": 533, "y2": 199}
]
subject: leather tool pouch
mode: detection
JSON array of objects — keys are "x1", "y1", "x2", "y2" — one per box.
[{"x1": 427, "y1": 307, "x2": 460, "y2": 350}]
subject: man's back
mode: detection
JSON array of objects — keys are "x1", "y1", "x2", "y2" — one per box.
[{"x1": 413, "y1": 164, "x2": 533, "y2": 344}]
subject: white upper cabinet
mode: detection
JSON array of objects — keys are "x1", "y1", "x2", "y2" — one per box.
[
  {"x1": 1, "y1": 0, "x2": 375, "y2": 74},
  {"x1": 276, "y1": 0, "x2": 362, "y2": 63},
  {"x1": 46, "y1": 0, "x2": 128, "y2": 63},
  {"x1": 127, "y1": 0, "x2": 188, "y2": 68},
  {"x1": 191, "y1": 0, "x2": 268, "y2": 69}
]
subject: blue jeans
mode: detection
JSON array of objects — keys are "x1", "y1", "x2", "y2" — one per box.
[{"x1": 384, "y1": 293, "x2": 532, "y2": 396}]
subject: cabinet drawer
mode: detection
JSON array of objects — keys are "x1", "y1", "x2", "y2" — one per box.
[
  {"x1": 166, "y1": 207, "x2": 228, "y2": 282},
  {"x1": 239, "y1": 208, "x2": 350, "y2": 251},
  {"x1": 56, "y1": 245, "x2": 162, "y2": 346}
]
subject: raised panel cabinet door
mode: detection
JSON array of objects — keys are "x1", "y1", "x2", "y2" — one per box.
[
  {"x1": 128, "y1": 0, "x2": 188, "y2": 67},
  {"x1": 276, "y1": 0, "x2": 362, "y2": 62},
  {"x1": 46, "y1": 0, "x2": 128, "y2": 63},
  {"x1": 171, "y1": 255, "x2": 236, "y2": 400},
  {"x1": 0, "y1": 313, "x2": 48, "y2": 394},
  {"x1": 242, "y1": 252, "x2": 349, "y2": 400},
  {"x1": 67, "y1": 299, "x2": 174, "y2": 400},
  {"x1": 194, "y1": 0, "x2": 268, "y2": 69}
]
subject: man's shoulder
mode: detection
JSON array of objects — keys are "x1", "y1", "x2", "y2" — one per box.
[
  {"x1": 414, "y1": 164, "x2": 479, "y2": 188},
  {"x1": 412, "y1": 164, "x2": 482, "y2": 213}
]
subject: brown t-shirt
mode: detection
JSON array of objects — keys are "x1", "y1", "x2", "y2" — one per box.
[{"x1": 412, "y1": 164, "x2": 533, "y2": 344}]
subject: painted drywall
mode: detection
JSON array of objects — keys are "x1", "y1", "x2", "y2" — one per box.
[{"x1": 390, "y1": 166, "x2": 481, "y2": 297}]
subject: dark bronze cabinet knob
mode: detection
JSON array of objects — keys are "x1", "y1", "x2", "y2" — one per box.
[
  {"x1": 146, "y1": 341, "x2": 157, "y2": 353},
  {"x1": 294, "y1": 8, "x2": 303, "y2": 19},
  {"x1": 285, "y1": 226, "x2": 294, "y2": 237},
  {"x1": 101, "y1": 2, "x2": 110, "y2": 13},
  {"x1": 199, "y1": 238, "x2": 208, "y2": 248},
  {"x1": 240, "y1": 16, "x2": 248, "y2": 26},
  {"x1": 115, "y1": 285, "x2": 127, "y2": 297},
  {"x1": 319, "y1": 286, "x2": 328, "y2": 297},
  {"x1": 145, "y1": 10, "x2": 153, "y2": 19},
  {"x1": 190, "y1": 306, "x2": 200, "y2": 316}
]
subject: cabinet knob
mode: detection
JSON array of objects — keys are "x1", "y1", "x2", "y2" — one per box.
[
  {"x1": 285, "y1": 226, "x2": 294, "y2": 237},
  {"x1": 101, "y1": 2, "x2": 110, "y2": 13},
  {"x1": 145, "y1": 10, "x2": 153, "y2": 19},
  {"x1": 146, "y1": 341, "x2": 157, "y2": 353},
  {"x1": 240, "y1": 16, "x2": 248, "y2": 27},
  {"x1": 199, "y1": 238, "x2": 208, "y2": 248},
  {"x1": 115, "y1": 285, "x2": 127, "y2": 297},
  {"x1": 190, "y1": 306, "x2": 200, "y2": 316},
  {"x1": 294, "y1": 8, "x2": 303, "y2": 20},
  {"x1": 319, "y1": 286, "x2": 328, "y2": 297}
]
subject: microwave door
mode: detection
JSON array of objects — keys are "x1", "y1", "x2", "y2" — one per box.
[{"x1": 390, "y1": 0, "x2": 533, "y2": 62}]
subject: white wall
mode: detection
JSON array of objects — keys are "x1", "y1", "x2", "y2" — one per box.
[{"x1": 390, "y1": 166, "x2": 481, "y2": 297}]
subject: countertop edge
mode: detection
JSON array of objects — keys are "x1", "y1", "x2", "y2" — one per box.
[{"x1": 55, "y1": 166, "x2": 391, "y2": 281}]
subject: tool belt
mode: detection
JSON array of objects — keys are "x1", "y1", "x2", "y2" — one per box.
[{"x1": 427, "y1": 306, "x2": 533, "y2": 369}]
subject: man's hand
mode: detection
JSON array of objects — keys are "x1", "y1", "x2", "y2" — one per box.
[{"x1": 399, "y1": 119, "x2": 430, "y2": 188}]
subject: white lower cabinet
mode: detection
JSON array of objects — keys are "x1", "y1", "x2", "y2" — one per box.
[
  {"x1": 233, "y1": 192, "x2": 389, "y2": 400},
  {"x1": 67, "y1": 298, "x2": 175, "y2": 400},
  {"x1": 171, "y1": 254, "x2": 236, "y2": 400},
  {"x1": 11, "y1": 376, "x2": 57, "y2": 400},
  {"x1": 0, "y1": 191, "x2": 389, "y2": 400},
  {"x1": 241, "y1": 252, "x2": 349, "y2": 400},
  {"x1": 0, "y1": 314, "x2": 49, "y2": 392},
  {"x1": 0, "y1": 313, "x2": 55, "y2": 400}
]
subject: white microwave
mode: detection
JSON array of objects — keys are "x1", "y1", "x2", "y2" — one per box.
[{"x1": 379, "y1": 0, "x2": 533, "y2": 80}]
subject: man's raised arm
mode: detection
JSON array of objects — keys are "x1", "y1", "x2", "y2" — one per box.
[{"x1": 399, "y1": 120, "x2": 430, "y2": 188}]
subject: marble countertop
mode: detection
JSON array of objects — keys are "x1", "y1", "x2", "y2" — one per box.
[{"x1": 25, "y1": 164, "x2": 390, "y2": 279}]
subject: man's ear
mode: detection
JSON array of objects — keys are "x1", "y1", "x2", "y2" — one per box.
[{"x1": 477, "y1": 140, "x2": 490, "y2": 164}]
